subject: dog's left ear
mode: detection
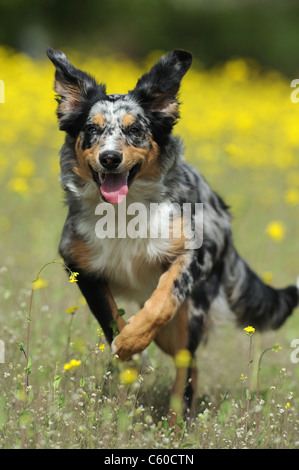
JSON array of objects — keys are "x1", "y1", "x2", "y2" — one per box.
[
  {"x1": 130, "y1": 50, "x2": 192, "y2": 122},
  {"x1": 47, "y1": 48, "x2": 106, "y2": 132}
]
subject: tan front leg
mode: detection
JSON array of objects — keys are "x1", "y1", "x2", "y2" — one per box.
[
  {"x1": 111, "y1": 253, "x2": 192, "y2": 361},
  {"x1": 155, "y1": 300, "x2": 198, "y2": 418}
]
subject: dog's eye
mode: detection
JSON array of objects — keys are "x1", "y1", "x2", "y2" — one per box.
[
  {"x1": 128, "y1": 126, "x2": 142, "y2": 137},
  {"x1": 86, "y1": 125, "x2": 99, "y2": 136}
]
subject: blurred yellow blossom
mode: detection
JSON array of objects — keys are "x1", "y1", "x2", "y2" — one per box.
[
  {"x1": 174, "y1": 349, "x2": 192, "y2": 368},
  {"x1": 65, "y1": 305, "x2": 78, "y2": 315},
  {"x1": 69, "y1": 271, "x2": 79, "y2": 283},
  {"x1": 32, "y1": 278, "x2": 48, "y2": 290},
  {"x1": 262, "y1": 271, "x2": 273, "y2": 284},
  {"x1": 119, "y1": 367, "x2": 138, "y2": 385},
  {"x1": 266, "y1": 221, "x2": 285, "y2": 242},
  {"x1": 7, "y1": 177, "x2": 29, "y2": 195},
  {"x1": 15, "y1": 158, "x2": 36, "y2": 177},
  {"x1": 63, "y1": 359, "x2": 82, "y2": 371},
  {"x1": 284, "y1": 187, "x2": 299, "y2": 206},
  {"x1": 0, "y1": 45, "x2": 298, "y2": 184},
  {"x1": 244, "y1": 326, "x2": 255, "y2": 336},
  {"x1": 271, "y1": 343, "x2": 282, "y2": 353}
]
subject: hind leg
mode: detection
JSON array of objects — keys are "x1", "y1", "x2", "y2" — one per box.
[{"x1": 154, "y1": 298, "x2": 204, "y2": 418}]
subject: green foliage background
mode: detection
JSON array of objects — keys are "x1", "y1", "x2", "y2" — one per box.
[{"x1": 1, "y1": 0, "x2": 299, "y2": 76}]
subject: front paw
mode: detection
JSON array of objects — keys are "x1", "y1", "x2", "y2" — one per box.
[
  {"x1": 111, "y1": 315, "x2": 154, "y2": 361},
  {"x1": 111, "y1": 328, "x2": 144, "y2": 361}
]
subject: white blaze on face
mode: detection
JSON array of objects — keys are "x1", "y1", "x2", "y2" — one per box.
[{"x1": 87, "y1": 99, "x2": 148, "y2": 204}]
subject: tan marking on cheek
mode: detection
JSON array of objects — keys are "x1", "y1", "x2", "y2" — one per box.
[
  {"x1": 73, "y1": 134, "x2": 99, "y2": 180},
  {"x1": 93, "y1": 113, "x2": 105, "y2": 127},
  {"x1": 122, "y1": 113, "x2": 135, "y2": 127},
  {"x1": 121, "y1": 145, "x2": 146, "y2": 171},
  {"x1": 137, "y1": 138, "x2": 161, "y2": 179},
  {"x1": 121, "y1": 137, "x2": 161, "y2": 180}
]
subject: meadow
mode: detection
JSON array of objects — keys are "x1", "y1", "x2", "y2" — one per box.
[{"x1": 0, "y1": 46, "x2": 299, "y2": 449}]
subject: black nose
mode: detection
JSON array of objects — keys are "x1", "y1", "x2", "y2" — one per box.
[{"x1": 99, "y1": 151, "x2": 123, "y2": 170}]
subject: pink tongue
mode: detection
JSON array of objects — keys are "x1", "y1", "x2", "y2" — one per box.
[{"x1": 100, "y1": 173, "x2": 128, "y2": 204}]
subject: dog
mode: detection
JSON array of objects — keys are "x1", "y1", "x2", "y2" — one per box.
[{"x1": 47, "y1": 48, "x2": 299, "y2": 416}]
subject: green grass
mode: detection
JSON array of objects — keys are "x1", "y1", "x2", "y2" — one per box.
[{"x1": 1, "y1": 142, "x2": 299, "y2": 449}]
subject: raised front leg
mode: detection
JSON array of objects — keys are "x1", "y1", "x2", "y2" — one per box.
[{"x1": 111, "y1": 252, "x2": 197, "y2": 360}]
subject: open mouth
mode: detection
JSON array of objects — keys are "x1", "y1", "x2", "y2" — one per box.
[{"x1": 89, "y1": 163, "x2": 141, "y2": 204}]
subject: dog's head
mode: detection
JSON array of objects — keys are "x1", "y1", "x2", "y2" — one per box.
[{"x1": 47, "y1": 48, "x2": 192, "y2": 203}]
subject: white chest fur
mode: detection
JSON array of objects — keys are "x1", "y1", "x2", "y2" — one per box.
[{"x1": 75, "y1": 180, "x2": 181, "y2": 304}]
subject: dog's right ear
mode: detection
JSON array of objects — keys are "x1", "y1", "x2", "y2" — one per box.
[
  {"x1": 47, "y1": 48, "x2": 106, "y2": 131},
  {"x1": 129, "y1": 50, "x2": 192, "y2": 146},
  {"x1": 130, "y1": 50, "x2": 192, "y2": 122}
]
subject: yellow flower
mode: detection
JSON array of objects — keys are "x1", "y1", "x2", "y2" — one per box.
[
  {"x1": 240, "y1": 373, "x2": 247, "y2": 381},
  {"x1": 32, "y1": 278, "x2": 48, "y2": 290},
  {"x1": 285, "y1": 402, "x2": 290, "y2": 409},
  {"x1": 266, "y1": 221, "x2": 285, "y2": 242},
  {"x1": 7, "y1": 177, "x2": 29, "y2": 195},
  {"x1": 244, "y1": 326, "x2": 255, "y2": 336},
  {"x1": 284, "y1": 188, "x2": 299, "y2": 206},
  {"x1": 98, "y1": 343, "x2": 105, "y2": 352},
  {"x1": 63, "y1": 359, "x2": 82, "y2": 371},
  {"x1": 119, "y1": 367, "x2": 138, "y2": 385},
  {"x1": 15, "y1": 158, "x2": 36, "y2": 177},
  {"x1": 65, "y1": 305, "x2": 78, "y2": 315},
  {"x1": 272, "y1": 343, "x2": 282, "y2": 353},
  {"x1": 262, "y1": 271, "x2": 273, "y2": 285},
  {"x1": 69, "y1": 271, "x2": 79, "y2": 283},
  {"x1": 174, "y1": 349, "x2": 192, "y2": 368}
]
